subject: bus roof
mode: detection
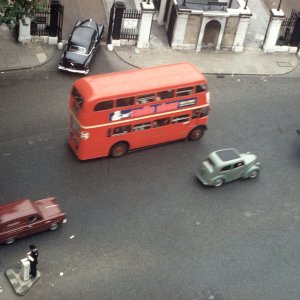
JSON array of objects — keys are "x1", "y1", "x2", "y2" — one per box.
[{"x1": 74, "y1": 62, "x2": 207, "y2": 103}]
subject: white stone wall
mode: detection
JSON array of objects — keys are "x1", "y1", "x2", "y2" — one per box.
[{"x1": 167, "y1": 0, "x2": 251, "y2": 51}]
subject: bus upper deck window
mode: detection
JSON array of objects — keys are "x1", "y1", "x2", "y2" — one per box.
[
  {"x1": 72, "y1": 87, "x2": 84, "y2": 107},
  {"x1": 94, "y1": 100, "x2": 114, "y2": 111},
  {"x1": 116, "y1": 97, "x2": 135, "y2": 107},
  {"x1": 176, "y1": 87, "x2": 194, "y2": 97},
  {"x1": 157, "y1": 90, "x2": 174, "y2": 100},
  {"x1": 137, "y1": 94, "x2": 155, "y2": 104}
]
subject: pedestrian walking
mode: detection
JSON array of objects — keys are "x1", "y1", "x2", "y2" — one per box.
[{"x1": 27, "y1": 244, "x2": 38, "y2": 278}]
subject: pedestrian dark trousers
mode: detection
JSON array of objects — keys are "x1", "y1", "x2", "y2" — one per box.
[{"x1": 30, "y1": 261, "x2": 37, "y2": 278}]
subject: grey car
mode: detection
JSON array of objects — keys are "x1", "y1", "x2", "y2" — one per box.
[{"x1": 195, "y1": 148, "x2": 260, "y2": 187}]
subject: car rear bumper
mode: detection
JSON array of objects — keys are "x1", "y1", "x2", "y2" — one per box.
[
  {"x1": 58, "y1": 65, "x2": 88, "y2": 75},
  {"x1": 194, "y1": 170, "x2": 209, "y2": 185}
]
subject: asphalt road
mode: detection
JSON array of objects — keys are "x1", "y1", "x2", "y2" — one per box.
[{"x1": 0, "y1": 47, "x2": 300, "y2": 300}]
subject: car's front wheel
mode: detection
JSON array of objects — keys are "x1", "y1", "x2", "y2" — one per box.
[
  {"x1": 248, "y1": 170, "x2": 259, "y2": 179},
  {"x1": 213, "y1": 178, "x2": 224, "y2": 187}
]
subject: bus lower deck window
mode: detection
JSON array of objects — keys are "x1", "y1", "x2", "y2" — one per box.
[
  {"x1": 133, "y1": 122, "x2": 151, "y2": 131},
  {"x1": 192, "y1": 107, "x2": 209, "y2": 119},
  {"x1": 153, "y1": 118, "x2": 170, "y2": 127},
  {"x1": 113, "y1": 125, "x2": 131, "y2": 135},
  {"x1": 172, "y1": 115, "x2": 189, "y2": 123}
]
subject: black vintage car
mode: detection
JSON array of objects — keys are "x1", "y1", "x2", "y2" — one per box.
[{"x1": 58, "y1": 19, "x2": 104, "y2": 74}]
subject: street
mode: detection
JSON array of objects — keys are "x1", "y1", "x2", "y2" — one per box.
[{"x1": 0, "y1": 46, "x2": 300, "y2": 300}]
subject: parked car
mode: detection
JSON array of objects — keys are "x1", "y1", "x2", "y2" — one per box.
[
  {"x1": 0, "y1": 197, "x2": 67, "y2": 244},
  {"x1": 58, "y1": 19, "x2": 104, "y2": 74},
  {"x1": 297, "y1": 129, "x2": 300, "y2": 135},
  {"x1": 195, "y1": 148, "x2": 260, "y2": 187}
]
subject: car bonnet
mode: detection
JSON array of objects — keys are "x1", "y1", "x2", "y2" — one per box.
[
  {"x1": 34, "y1": 197, "x2": 65, "y2": 219},
  {"x1": 240, "y1": 153, "x2": 257, "y2": 165}
]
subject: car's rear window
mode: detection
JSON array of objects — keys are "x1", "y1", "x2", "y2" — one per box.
[{"x1": 68, "y1": 45, "x2": 87, "y2": 54}]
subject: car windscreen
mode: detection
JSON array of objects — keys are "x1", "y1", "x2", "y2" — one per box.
[{"x1": 207, "y1": 158, "x2": 215, "y2": 167}]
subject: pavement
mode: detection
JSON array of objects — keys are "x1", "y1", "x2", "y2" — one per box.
[
  {"x1": 0, "y1": 1, "x2": 299, "y2": 76},
  {"x1": 0, "y1": 26, "x2": 56, "y2": 72},
  {"x1": 6, "y1": 268, "x2": 40, "y2": 296}
]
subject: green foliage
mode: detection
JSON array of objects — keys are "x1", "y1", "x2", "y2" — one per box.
[{"x1": 0, "y1": 0, "x2": 48, "y2": 28}]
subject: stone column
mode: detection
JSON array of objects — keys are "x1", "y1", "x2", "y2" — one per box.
[
  {"x1": 232, "y1": 8, "x2": 252, "y2": 52},
  {"x1": 18, "y1": 17, "x2": 31, "y2": 44},
  {"x1": 171, "y1": 13, "x2": 188, "y2": 49},
  {"x1": 137, "y1": 1, "x2": 155, "y2": 48},
  {"x1": 157, "y1": 0, "x2": 168, "y2": 25},
  {"x1": 263, "y1": 9, "x2": 285, "y2": 53}
]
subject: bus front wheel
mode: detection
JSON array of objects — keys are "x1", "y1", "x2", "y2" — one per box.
[
  {"x1": 188, "y1": 127, "x2": 205, "y2": 141},
  {"x1": 110, "y1": 142, "x2": 128, "y2": 158}
]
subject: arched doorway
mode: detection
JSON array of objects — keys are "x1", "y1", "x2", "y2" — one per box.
[{"x1": 202, "y1": 20, "x2": 221, "y2": 49}]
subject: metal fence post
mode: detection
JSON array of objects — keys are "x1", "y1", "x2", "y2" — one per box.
[
  {"x1": 49, "y1": 0, "x2": 60, "y2": 37},
  {"x1": 112, "y1": 1, "x2": 126, "y2": 40}
]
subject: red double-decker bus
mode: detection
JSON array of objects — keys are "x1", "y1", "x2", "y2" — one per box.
[{"x1": 68, "y1": 62, "x2": 210, "y2": 160}]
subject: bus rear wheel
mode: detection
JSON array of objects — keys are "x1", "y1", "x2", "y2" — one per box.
[
  {"x1": 110, "y1": 142, "x2": 128, "y2": 158},
  {"x1": 188, "y1": 127, "x2": 205, "y2": 141}
]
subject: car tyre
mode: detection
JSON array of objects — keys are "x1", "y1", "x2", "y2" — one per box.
[
  {"x1": 213, "y1": 178, "x2": 224, "y2": 187},
  {"x1": 5, "y1": 237, "x2": 15, "y2": 244},
  {"x1": 248, "y1": 170, "x2": 259, "y2": 179},
  {"x1": 188, "y1": 127, "x2": 205, "y2": 141},
  {"x1": 49, "y1": 223, "x2": 59, "y2": 231},
  {"x1": 110, "y1": 142, "x2": 128, "y2": 158}
]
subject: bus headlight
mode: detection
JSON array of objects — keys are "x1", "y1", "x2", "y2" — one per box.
[
  {"x1": 206, "y1": 92, "x2": 210, "y2": 104},
  {"x1": 80, "y1": 131, "x2": 90, "y2": 140}
]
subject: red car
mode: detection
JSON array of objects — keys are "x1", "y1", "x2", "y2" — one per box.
[{"x1": 0, "y1": 197, "x2": 67, "y2": 244}]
